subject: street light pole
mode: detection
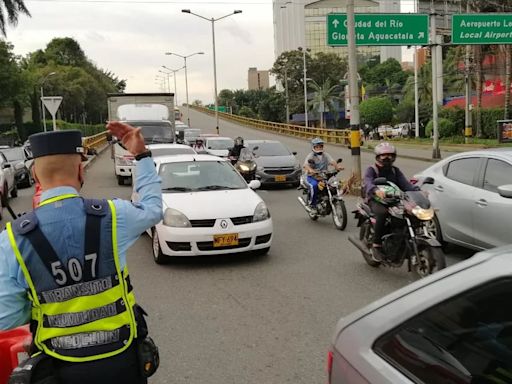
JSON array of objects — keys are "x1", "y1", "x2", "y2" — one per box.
[
  {"x1": 165, "y1": 53, "x2": 204, "y2": 127},
  {"x1": 40, "y1": 72, "x2": 56, "y2": 132},
  {"x1": 284, "y1": 65, "x2": 290, "y2": 125},
  {"x1": 182, "y1": 9, "x2": 242, "y2": 134},
  {"x1": 162, "y1": 66, "x2": 183, "y2": 105},
  {"x1": 158, "y1": 70, "x2": 171, "y2": 93}
]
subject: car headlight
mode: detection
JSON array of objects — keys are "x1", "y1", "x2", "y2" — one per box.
[
  {"x1": 253, "y1": 201, "x2": 270, "y2": 222},
  {"x1": 116, "y1": 155, "x2": 134, "y2": 166},
  {"x1": 163, "y1": 208, "x2": 191, "y2": 227},
  {"x1": 412, "y1": 206, "x2": 434, "y2": 221}
]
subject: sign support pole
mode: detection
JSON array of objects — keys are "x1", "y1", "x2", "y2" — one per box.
[
  {"x1": 347, "y1": 0, "x2": 361, "y2": 185},
  {"x1": 430, "y1": 12, "x2": 441, "y2": 159},
  {"x1": 464, "y1": 3, "x2": 473, "y2": 143}
]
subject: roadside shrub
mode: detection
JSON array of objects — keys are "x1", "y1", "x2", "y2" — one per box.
[{"x1": 425, "y1": 118, "x2": 458, "y2": 138}]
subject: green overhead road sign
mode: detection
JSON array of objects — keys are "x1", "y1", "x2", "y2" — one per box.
[
  {"x1": 327, "y1": 14, "x2": 429, "y2": 46},
  {"x1": 452, "y1": 14, "x2": 512, "y2": 44}
]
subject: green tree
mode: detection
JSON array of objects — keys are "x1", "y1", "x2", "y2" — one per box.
[
  {"x1": 257, "y1": 88, "x2": 286, "y2": 122},
  {"x1": 360, "y1": 97, "x2": 393, "y2": 128},
  {"x1": 0, "y1": 0, "x2": 30, "y2": 36},
  {"x1": 395, "y1": 99, "x2": 415, "y2": 123},
  {"x1": 308, "y1": 79, "x2": 340, "y2": 128},
  {"x1": 238, "y1": 106, "x2": 257, "y2": 119}
]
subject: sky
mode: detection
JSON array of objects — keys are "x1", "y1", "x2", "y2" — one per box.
[{"x1": 6, "y1": 0, "x2": 414, "y2": 105}]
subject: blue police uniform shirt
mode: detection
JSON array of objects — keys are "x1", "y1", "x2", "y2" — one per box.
[{"x1": 0, "y1": 157, "x2": 163, "y2": 330}]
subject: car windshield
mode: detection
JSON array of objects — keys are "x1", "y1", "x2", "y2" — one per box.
[
  {"x1": 207, "y1": 139, "x2": 234, "y2": 150},
  {"x1": 2, "y1": 147, "x2": 24, "y2": 162},
  {"x1": 247, "y1": 142, "x2": 290, "y2": 156},
  {"x1": 159, "y1": 161, "x2": 247, "y2": 192},
  {"x1": 184, "y1": 129, "x2": 201, "y2": 138},
  {"x1": 151, "y1": 147, "x2": 195, "y2": 157}
]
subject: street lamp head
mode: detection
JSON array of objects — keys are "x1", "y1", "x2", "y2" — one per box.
[
  {"x1": 197, "y1": 52, "x2": 205, "y2": 55},
  {"x1": 234, "y1": 10, "x2": 242, "y2": 14},
  {"x1": 182, "y1": 9, "x2": 190, "y2": 13}
]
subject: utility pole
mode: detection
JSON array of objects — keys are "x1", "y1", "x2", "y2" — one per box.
[
  {"x1": 347, "y1": 0, "x2": 361, "y2": 182},
  {"x1": 430, "y1": 10, "x2": 441, "y2": 159},
  {"x1": 464, "y1": 1, "x2": 473, "y2": 143},
  {"x1": 414, "y1": 0, "x2": 420, "y2": 138},
  {"x1": 284, "y1": 66, "x2": 290, "y2": 125}
]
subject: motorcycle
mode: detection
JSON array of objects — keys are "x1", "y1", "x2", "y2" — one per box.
[
  {"x1": 349, "y1": 177, "x2": 446, "y2": 278},
  {"x1": 230, "y1": 147, "x2": 257, "y2": 183},
  {"x1": 297, "y1": 160, "x2": 348, "y2": 231}
]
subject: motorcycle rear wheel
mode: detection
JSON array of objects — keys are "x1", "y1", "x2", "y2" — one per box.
[
  {"x1": 332, "y1": 200, "x2": 348, "y2": 230},
  {"x1": 360, "y1": 222, "x2": 380, "y2": 268},
  {"x1": 414, "y1": 244, "x2": 446, "y2": 278}
]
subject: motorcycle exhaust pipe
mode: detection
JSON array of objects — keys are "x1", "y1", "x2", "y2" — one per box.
[
  {"x1": 348, "y1": 236, "x2": 372, "y2": 257},
  {"x1": 297, "y1": 196, "x2": 312, "y2": 213}
]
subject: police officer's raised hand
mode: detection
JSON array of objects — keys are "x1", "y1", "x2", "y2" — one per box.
[{"x1": 106, "y1": 121, "x2": 146, "y2": 156}]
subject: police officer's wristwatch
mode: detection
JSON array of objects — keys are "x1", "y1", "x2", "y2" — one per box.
[{"x1": 135, "y1": 150, "x2": 152, "y2": 161}]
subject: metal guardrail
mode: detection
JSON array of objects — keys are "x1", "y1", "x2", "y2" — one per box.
[
  {"x1": 191, "y1": 106, "x2": 352, "y2": 145},
  {"x1": 82, "y1": 131, "x2": 108, "y2": 154}
]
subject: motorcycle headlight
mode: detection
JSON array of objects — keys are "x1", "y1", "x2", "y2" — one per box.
[
  {"x1": 253, "y1": 201, "x2": 270, "y2": 222},
  {"x1": 163, "y1": 208, "x2": 191, "y2": 227},
  {"x1": 412, "y1": 206, "x2": 434, "y2": 221},
  {"x1": 238, "y1": 164, "x2": 250, "y2": 172}
]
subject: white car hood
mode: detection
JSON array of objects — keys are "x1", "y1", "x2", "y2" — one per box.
[{"x1": 162, "y1": 188, "x2": 262, "y2": 219}]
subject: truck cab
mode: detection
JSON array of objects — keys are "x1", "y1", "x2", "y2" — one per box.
[{"x1": 107, "y1": 93, "x2": 175, "y2": 185}]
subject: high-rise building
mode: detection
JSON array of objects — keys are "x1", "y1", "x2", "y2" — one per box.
[
  {"x1": 273, "y1": 0, "x2": 402, "y2": 63},
  {"x1": 248, "y1": 68, "x2": 270, "y2": 90}
]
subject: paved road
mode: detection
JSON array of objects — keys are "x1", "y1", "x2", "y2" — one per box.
[{"x1": 0, "y1": 112, "x2": 474, "y2": 384}]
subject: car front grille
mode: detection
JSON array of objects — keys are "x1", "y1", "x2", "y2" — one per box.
[
  {"x1": 231, "y1": 216, "x2": 253, "y2": 225},
  {"x1": 167, "y1": 242, "x2": 192, "y2": 251},
  {"x1": 196, "y1": 238, "x2": 251, "y2": 251},
  {"x1": 264, "y1": 168, "x2": 295, "y2": 175},
  {"x1": 190, "y1": 219, "x2": 216, "y2": 227}
]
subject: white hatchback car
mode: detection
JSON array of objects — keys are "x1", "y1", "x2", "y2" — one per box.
[
  {"x1": 141, "y1": 154, "x2": 273, "y2": 263},
  {"x1": 204, "y1": 137, "x2": 234, "y2": 157}
]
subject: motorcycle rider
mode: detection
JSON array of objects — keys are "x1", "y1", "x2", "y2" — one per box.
[
  {"x1": 228, "y1": 136, "x2": 245, "y2": 165},
  {"x1": 363, "y1": 142, "x2": 419, "y2": 262},
  {"x1": 303, "y1": 138, "x2": 343, "y2": 214}
]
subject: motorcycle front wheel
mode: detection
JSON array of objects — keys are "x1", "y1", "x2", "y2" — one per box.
[
  {"x1": 414, "y1": 244, "x2": 446, "y2": 278},
  {"x1": 331, "y1": 200, "x2": 348, "y2": 230}
]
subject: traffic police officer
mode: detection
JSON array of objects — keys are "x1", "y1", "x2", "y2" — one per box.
[{"x1": 0, "y1": 122, "x2": 162, "y2": 383}]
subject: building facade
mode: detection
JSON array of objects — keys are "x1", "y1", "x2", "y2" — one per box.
[
  {"x1": 248, "y1": 68, "x2": 270, "y2": 90},
  {"x1": 273, "y1": 0, "x2": 402, "y2": 64}
]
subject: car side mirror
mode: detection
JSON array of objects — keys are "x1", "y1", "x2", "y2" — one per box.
[
  {"x1": 336, "y1": 158, "x2": 343, "y2": 163},
  {"x1": 208, "y1": 146, "x2": 212, "y2": 149},
  {"x1": 422, "y1": 176, "x2": 435, "y2": 185},
  {"x1": 374, "y1": 177, "x2": 387, "y2": 185},
  {"x1": 248, "y1": 180, "x2": 261, "y2": 190},
  {"x1": 292, "y1": 151, "x2": 297, "y2": 156},
  {"x1": 253, "y1": 146, "x2": 259, "y2": 151},
  {"x1": 498, "y1": 185, "x2": 512, "y2": 198},
  {"x1": 2, "y1": 163, "x2": 11, "y2": 169}
]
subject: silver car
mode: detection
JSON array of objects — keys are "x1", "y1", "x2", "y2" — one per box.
[
  {"x1": 328, "y1": 245, "x2": 512, "y2": 384},
  {"x1": 414, "y1": 149, "x2": 512, "y2": 250}
]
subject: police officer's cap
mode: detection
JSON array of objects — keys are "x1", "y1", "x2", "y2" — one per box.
[{"x1": 29, "y1": 130, "x2": 87, "y2": 160}]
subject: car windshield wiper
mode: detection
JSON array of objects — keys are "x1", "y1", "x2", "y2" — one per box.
[
  {"x1": 162, "y1": 187, "x2": 195, "y2": 192},
  {"x1": 196, "y1": 185, "x2": 240, "y2": 191}
]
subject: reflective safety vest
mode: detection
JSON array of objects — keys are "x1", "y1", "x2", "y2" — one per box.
[{"x1": 6, "y1": 195, "x2": 138, "y2": 363}]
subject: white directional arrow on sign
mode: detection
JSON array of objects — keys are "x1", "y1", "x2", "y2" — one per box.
[
  {"x1": 42, "y1": 96, "x2": 63, "y2": 116},
  {"x1": 418, "y1": 32, "x2": 425, "y2": 39},
  {"x1": 332, "y1": 19, "x2": 340, "y2": 29}
]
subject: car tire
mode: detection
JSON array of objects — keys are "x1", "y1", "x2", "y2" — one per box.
[
  {"x1": 427, "y1": 215, "x2": 449, "y2": 251},
  {"x1": 10, "y1": 183, "x2": 18, "y2": 198},
  {"x1": 117, "y1": 175, "x2": 125, "y2": 186},
  {"x1": 152, "y1": 228, "x2": 168, "y2": 265}
]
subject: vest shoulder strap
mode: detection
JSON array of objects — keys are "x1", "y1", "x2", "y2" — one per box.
[{"x1": 83, "y1": 199, "x2": 110, "y2": 282}]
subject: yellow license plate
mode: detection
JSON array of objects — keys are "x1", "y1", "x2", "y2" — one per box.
[
  {"x1": 213, "y1": 233, "x2": 239, "y2": 247},
  {"x1": 275, "y1": 175, "x2": 287, "y2": 182}
]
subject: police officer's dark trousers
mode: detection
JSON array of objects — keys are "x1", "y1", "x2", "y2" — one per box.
[{"x1": 53, "y1": 342, "x2": 146, "y2": 384}]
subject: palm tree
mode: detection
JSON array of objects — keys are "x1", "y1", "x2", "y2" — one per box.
[
  {"x1": 308, "y1": 79, "x2": 340, "y2": 129},
  {"x1": 0, "y1": 0, "x2": 30, "y2": 36}
]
